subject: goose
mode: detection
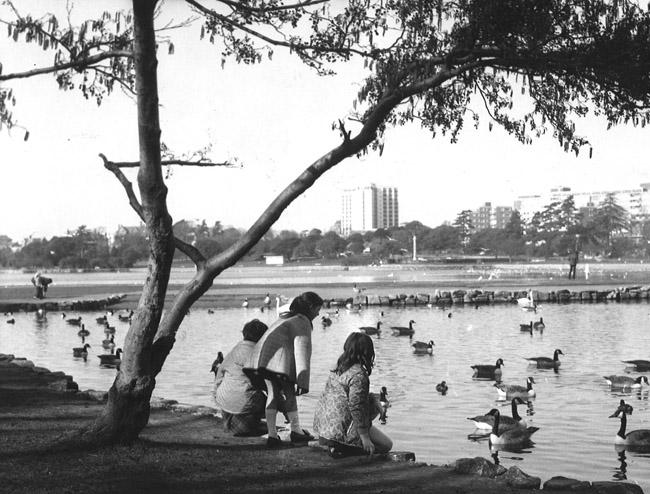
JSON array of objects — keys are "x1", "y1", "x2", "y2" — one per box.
[
  {"x1": 4, "y1": 311, "x2": 13, "y2": 317},
  {"x1": 519, "y1": 322, "x2": 533, "y2": 333},
  {"x1": 211, "y1": 351, "x2": 224, "y2": 375},
  {"x1": 102, "y1": 334, "x2": 116, "y2": 350},
  {"x1": 264, "y1": 293, "x2": 272, "y2": 307},
  {"x1": 241, "y1": 298, "x2": 249, "y2": 308},
  {"x1": 72, "y1": 343, "x2": 91, "y2": 360},
  {"x1": 610, "y1": 404, "x2": 650, "y2": 448},
  {"x1": 95, "y1": 314, "x2": 108, "y2": 325},
  {"x1": 495, "y1": 376, "x2": 536, "y2": 399},
  {"x1": 359, "y1": 321, "x2": 382, "y2": 335},
  {"x1": 468, "y1": 397, "x2": 528, "y2": 431},
  {"x1": 412, "y1": 340, "x2": 435, "y2": 354},
  {"x1": 321, "y1": 316, "x2": 332, "y2": 327},
  {"x1": 207, "y1": 308, "x2": 215, "y2": 314},
  {"x1": 525, "y1": 349, "x2": 563, "y2": 369},
  {"x1": 471, "y1": 358, "x2": 504, "y2": 381},
  {"x1": 622, "y1": 360, "x2": 650, "y2": 372},
  {"x1": 533, "y1": 317, "x2": 545, "y2": 330},
  {"x1": 603, "y1": 375, "x2": 649, "y2": 389},
  {"x1": 436, "y1": 381, "x2": 448, "y2": 394},
  {"x1": 118, "y1": 310, "x2": 133, "y2": 322},
  {"x1": 391, "y1": 320, "x2": 415, "y2": 336},
  {"x1": 98, "y1": 348, "x2": 123, "y2": 367},
  {"x1": 103, "y1": 321, "x2": 116, "y2": 334},
  {"x1": 66, "y1": 316, "x2": 83, "y2": 326},
  {"x1": 487, "y1": 408, "x2": 539, "y2": 446},
  {"x1": 60, "y1": 312, "x2": 66, "y2": 319},
  {"x1": 77, "y1": 324, "x2": 90, "y2": 337},
  {"x1": 6, "y1": 318, "x2": 15, "y2": 324}
]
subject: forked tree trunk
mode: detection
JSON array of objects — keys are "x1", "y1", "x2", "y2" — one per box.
[{"x1": 84, "y1": 0, "x2": 175, "y2": 444}]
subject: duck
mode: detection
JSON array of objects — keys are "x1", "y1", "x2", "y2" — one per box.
[
  {"x1": 77, "y1": 324, "x2": 90, "y2": 337},
  {"x1": 495, "y1": 376, "x2": 536, "y2": 399},
  {"x1": 471, "y1": 358, "x2": 504, "y2": 381},
  {"x1": 603, "y1": 375, "x2": 649, "y2": 389},
  {"x1": 468, "y1": 397, "x2": 528, "y2": 431},
  {"x1": 525, "y1": 349, "x2": 563, "y2": 369},
  {"x1": 6, "y1": 318, "x2": 15, "y2": 324},
  {"x1": 66, "y1": 316, "x2": 83, "y2": 326},
  {"x1": 533, "y1": 317, "x2": 545, "y2": 330},
  {"x1": 211, "y1": 351, "x2": 224, "y2": 376},
  {"x1": 103, "y1": 321, "x2": 116, "y2": 334},
  {"x1": 264, "y1": 293, "x2": 272, "y2": 307},
  {"x1": 321, "y1": 316, "x2": 332, "y2": 327},
  {"x1": 610, "y1": 402, "x2": 650, "y2": 448},
  {"x1": 412, "y1": 340, "x2": 435, "y2": 354},
  {"x1": 72, "y1": 343, "x2": 91, "y2": 360},
  {"x1": 622, "y1": 360, "x2": 650, "y2": 372},
  {"x1": 435, "y1": 381, "x2": 448, "y2": 394},
  {"x1": 519, "y1": 321, "x2": 533, "y2": 333},
  {"x1": 359, "y1": 321, "x2": 382, "y2": 335},
  {"x1": 102, "y1": 334, "x2": 116, "y2": 350},
  {"x1": 241, "y1": 298, "x2": 249, "y2": 308},
  {"x1": 487, "y1": 408, "x2": 539, "y2": 446},
  {"x1": 98, "y1": 348, "x2": 123, "y2": 367},
  {"x1": 391, "y1": 320, "x2": 415, "y2": 336}
]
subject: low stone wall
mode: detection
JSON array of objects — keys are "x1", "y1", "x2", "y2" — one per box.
[
  {"x1": 325, "y1": 286, "x2": 650, "y2": 308},
  {"x1": 0, "y1": 293, "x2": 126, "y2": 313},
  {"x1": 0, "y1": 353, "x2": 78, "y2": 392}
]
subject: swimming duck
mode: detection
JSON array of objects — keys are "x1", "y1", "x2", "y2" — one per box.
[
  {"x1": 533, "y1": 317, "x2": 545, "y2": 330},
  {"x1": 436, "y1": 381, "x2": 448, "y2": 394},
  {"x1": 471, "y1": 358, "x2": 504, "y2": 381},
  {"x1": 359, "y1": 321, "x2": 382, "y2": 335},
  {"x1": 603, "y1": 375, "x2": 649, "y2": 389},
  {"x1": 412, "y1": 340, "x2": 435, "y2": 354},
  {"x1": 495, "y1": 376, "x2": 536, "y2": 399},
  {"x1": 622, "y1": 360, "x2": 650, "y2": 372},
  {"x1": 321, "y1": 316, "x2": 332, "y2": 327},
  {"x1": 519, "y1": 322, "x2": 533, "y2": 333},
  {"x1": 210, "y1": 351, "x2": 224, "y2": 376},
  {"x1": 391, "y1": 320, "x2": 415, "y2": 336},
  {"x1": 487, "y1": 408, "x2": 539, "y2": 446},
  {"x1": 98, "y1": 348, "x2": 122, "y2": 367},
  {"x1": 77, "y1": 324, "x2": 90, "y2": 337},
  {"x1": 102, "y1": 334, "x2": 116, "y2": 350},
  {"x1": 66, "y1": 316, "x2": 83, "y2": 326},
  {"x1": 73, "y1": 343, "x2": 91, "y2": 360},
  {"x1": 6, "y1": 318, "x2": 15, "y2": 324},
  {"x1": 610, "y1": 403, "x2": 650, "y2": 448},
  {"x1": 468, "y1": 397, "x2": 528, "y2": 431},
  {"x1": 525, "y1": 349, "x2": 563, "y2": 369}
]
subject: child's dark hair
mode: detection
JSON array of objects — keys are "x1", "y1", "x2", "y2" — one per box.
[
  {"x1": 242, "y1": 319, "x2": 268, "y2": 342},
  {"x1": 333, "y1": 332, "x2": 375, "y2": 376},
  {"x1": 287, "y1": 291, "x2": 324, "y2": 318}
]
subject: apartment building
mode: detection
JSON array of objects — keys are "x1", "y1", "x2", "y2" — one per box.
[{"x1": 340, "y1": 184, "x2": 399, "y2": 236}]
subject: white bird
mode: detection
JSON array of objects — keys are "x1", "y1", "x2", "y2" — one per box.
[{"x1": 242, "y1": 298, "x2": 249, "y2": 308}]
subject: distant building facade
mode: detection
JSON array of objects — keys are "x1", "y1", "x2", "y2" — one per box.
[
  {"x1": 341, "y1": 184, "x2": 399, "y2": 236},
  {"x1": 514, "y1": 184, "x2": 650, "y2": 223},
  {"x1": 470, "y1": 202, "x2": 514, "y2": 231}
]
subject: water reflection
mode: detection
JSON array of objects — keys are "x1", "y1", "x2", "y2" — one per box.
[{"x1": 612, "y1": 450, "x2": 628, "y2": 480}]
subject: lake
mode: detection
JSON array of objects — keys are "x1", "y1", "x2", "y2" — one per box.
[{"x1": 2, "y1": 298, "x2": 650, "y2": 490}]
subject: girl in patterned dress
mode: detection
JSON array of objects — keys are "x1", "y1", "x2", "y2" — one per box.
[{"x1": 313, "y1": 332, "x2": 393, "y2": 457}]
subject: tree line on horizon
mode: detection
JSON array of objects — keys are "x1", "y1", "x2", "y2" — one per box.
[{"x1": 1, "y1": 193, "x2": 646, "y2": 269}]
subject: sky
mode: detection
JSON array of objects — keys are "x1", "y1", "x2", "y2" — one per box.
[{"x1": 1, "y1": 1, "x2": 649, "y2": 243}]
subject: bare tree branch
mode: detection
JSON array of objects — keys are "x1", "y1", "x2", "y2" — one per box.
[
  {"x1": 0, "y1": 50, "x2": 133, "y2": 81},
  {"x1": 215, "y1": 0, "x2": 329, "y2": 13},
  {"x1": 99, "y1": 153, "x2": 206, "y2": 266},
  {"x1": 114, "y1": 159, "x2": 237, "y2": 168}
]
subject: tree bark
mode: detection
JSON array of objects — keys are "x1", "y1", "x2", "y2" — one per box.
[{"x1": 85, "y1": 0, "x2": 176, "y2": 444}]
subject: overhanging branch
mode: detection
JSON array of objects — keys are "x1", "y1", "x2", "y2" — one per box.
[
  {"x1": 99, "y1": 153, "x2": 206, "y2": 266},
  {"x1": 114, "y1": 159, "x2": 237, "y2": 168}
]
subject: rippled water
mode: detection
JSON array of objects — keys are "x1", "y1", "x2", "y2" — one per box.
[{"x1": 2, "y1": 301, "x2": 650, "y2": 489}]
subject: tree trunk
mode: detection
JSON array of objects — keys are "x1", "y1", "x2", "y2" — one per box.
[{"x1": 84, "y1": 0, "x2": 175, "y2": 444}]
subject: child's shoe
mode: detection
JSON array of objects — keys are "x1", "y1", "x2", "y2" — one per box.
[{"x1": 290, "y1": 429, "x2": 314, "y2": 443}]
